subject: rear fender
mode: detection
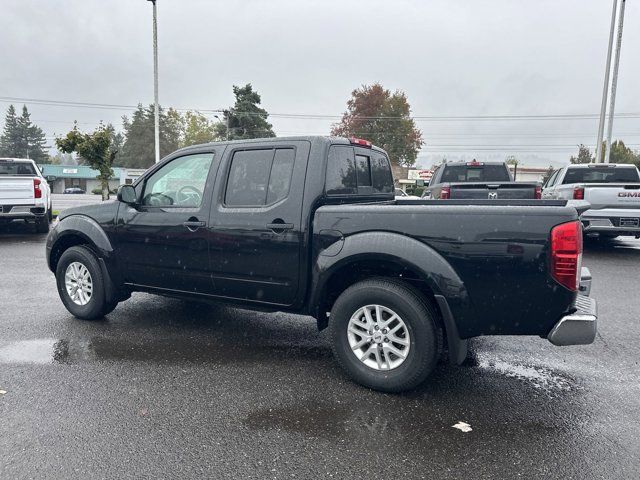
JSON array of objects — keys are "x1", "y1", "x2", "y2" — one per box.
[{"x1": 310, "y1": 232, "x2": 472, "y2": 339}]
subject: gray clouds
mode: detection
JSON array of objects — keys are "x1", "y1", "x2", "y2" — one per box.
[{"x1": 1, "y1": 0, "x2": 638, "y2": 166}]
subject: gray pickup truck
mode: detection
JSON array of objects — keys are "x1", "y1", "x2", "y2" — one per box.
[
  {"x1": 542, "y1": 163, "x2": 640, "y2": 238},
  {"x1": 422, "y1": 160, "x2": 541, "y2": 200}
]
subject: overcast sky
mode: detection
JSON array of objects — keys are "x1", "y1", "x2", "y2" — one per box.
[{"x1": 1, "y1": 0, "x2": 638, "y2": 167}]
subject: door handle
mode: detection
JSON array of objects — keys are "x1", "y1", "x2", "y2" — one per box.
[
  {"x1": 183, "y1": 220, "x2": 206, "y2": 231},
  {"x1": 267, "y1": 221, "x2": 294, "y2": 233}
]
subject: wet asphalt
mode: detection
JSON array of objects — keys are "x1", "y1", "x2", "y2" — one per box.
[{"x1": 0, "y1": 220, "x2": 639, "y2": 479}]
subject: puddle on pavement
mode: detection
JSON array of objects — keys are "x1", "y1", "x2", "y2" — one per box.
[
  {"x1": 0, "y1": 337, "x2": 331, "y2": 366},
  {"x1": 244, "y1": 401, "x2": 414, "y2": 439},
  {"x1": 0, "y1": 338, "x2": 72, "y2": 364}
]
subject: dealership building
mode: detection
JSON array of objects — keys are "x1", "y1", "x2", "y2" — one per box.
[{"x1": 40, "y1": 165, "x2": 147, "y2": 193}]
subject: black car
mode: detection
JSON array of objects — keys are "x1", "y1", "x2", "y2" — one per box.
[
  {"x1": 46, "y1": 136, "x2": 596, "y2": 392},
  {"x1": 422, "y1": 160, "x2": 541, "y2": 199},
  {"x1": 63, "y1": 187, "x2": 85, "y2": 194}
]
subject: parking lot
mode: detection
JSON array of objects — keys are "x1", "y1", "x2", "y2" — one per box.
[
  {"x1": 0, "y1": 221, "x2": 639, "y2": 479},
  {"x1": 51, "y1": 193, "x2": 102, "y2": 213}
]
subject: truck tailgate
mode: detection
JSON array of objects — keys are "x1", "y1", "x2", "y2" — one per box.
[
  {"x1": 450, "y1": 182, "x2": 538, "y2": 199},
  {"x1": 583, "y1": 183, "x2": 640, "y2": 209},
  {"x1": 0, "y1": 177, "x2": 35, "y2": 204}
]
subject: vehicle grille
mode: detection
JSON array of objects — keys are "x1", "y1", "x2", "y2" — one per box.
[{"x1": 619, "y1": 217, "x2": 640, "y2": 228}]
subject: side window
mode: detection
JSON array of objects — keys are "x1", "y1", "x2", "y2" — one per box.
[
  {"x1": 142, "y1": 153, "x2": 214, "y2": 207},
  {"x1": 267, "y1": 148, "x2": 295, "y2": 204},
  {"x1": 225, "y1": 148, "x2": 295, "y2": 207},
  {"x1": 326, "y1": 146, "x2": 356, "y2": 195},
  {"x1": 370, "y1": 152, "x2": 394, "y2": 193},
  {"x1": 326, "y1": 146, "x2": 393, "y2": 195},
  {"x1": 546, "y1": 170, "x2": 560, "y2": 187}
]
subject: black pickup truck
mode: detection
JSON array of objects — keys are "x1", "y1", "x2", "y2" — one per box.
[
  {"x1": 422, "y1": 160, "x2": 542, "y2": 200},
  {"x1": 46, "y1": 136, "x2": 596, "y2": 392}
]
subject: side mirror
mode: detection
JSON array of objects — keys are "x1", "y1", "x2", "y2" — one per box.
[{"x1": 117, "y1": 184, "x2": 137, "y2": 205}]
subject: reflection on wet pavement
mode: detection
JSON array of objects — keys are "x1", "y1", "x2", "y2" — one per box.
[{"x1": 0, "y1": 336, "x2": 332, "y2": 366}]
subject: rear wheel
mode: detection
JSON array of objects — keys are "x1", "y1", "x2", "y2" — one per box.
[
  {"x1": 56, "y1": 246, "x2": 110, "y2": 320},
  {"x1": 329, "y1": 279, "x2": 439, "y2": 393}
]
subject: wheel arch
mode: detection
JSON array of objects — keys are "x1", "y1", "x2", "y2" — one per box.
[
  {"x1": 47, "y1": 215, "x2": 113, "y2": 273},
  {"x1": 310, "y1": 232, "x2": 470, "y2": 332}
]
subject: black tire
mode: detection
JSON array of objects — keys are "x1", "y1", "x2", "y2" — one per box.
[
  {"x1": 48, "y1": 207, "x2": 53, "y2": 223},
  {"x1": 56, "y1": 245, "x2": 109, "y2": 320},
  {"x1": 329, "y1": 278, "x2": 439, "y2": 393},
  {"x1": 104, "y1": 300, "x2": 118, "y2": 316},
  {"x1": 35, "y1": 215, "x2": 49, "y2": 233}
]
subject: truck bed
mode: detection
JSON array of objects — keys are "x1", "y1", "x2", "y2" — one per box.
[{"x1": 313, "y1": 201, "x2": 578, "y2": 339}]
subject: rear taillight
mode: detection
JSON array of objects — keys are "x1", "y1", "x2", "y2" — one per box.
[
  {"x1": 34, "y1": 178, "x2": 42, "y2": 199},
  {"x1": 550, "y1": 220, "x2": 582, "y2": 291},
  {"x1": 573, "y1": 186, "x2": 584, "y2": 200},
  {"x1": 534, "y1": 184, "x2": 542, "y2": 199},
  {"x1": 440, "y1": 186, "x2": 451, "y2": 199}
]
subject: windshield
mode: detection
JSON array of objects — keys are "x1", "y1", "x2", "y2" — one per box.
[
  {"x1": 0, "y1": 161, "x2": 36, "y2": 176},
  {"x1": 562, "y1": 166, "x2": 640, "y2": 184},
  {"x1": 441, "y1": 165, "x2": 510, "y2": 182}
]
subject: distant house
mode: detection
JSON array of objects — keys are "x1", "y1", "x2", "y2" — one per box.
[{"x1": 40, "y1": 165, "x2": 149, "y2": 193}]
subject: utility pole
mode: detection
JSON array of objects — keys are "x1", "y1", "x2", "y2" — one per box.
[
  {"x1": 604, "y1": 0, "x2": 626, "y2": 164},
  {"x1": 148, "y1": 0, "x2": 160, "y2": 164},
  {"x1": 594, "y1": 0, "x2": 618, "y2": 164}
]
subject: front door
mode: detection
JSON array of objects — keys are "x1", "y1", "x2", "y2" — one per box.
[
  {"x1": 208, "y1": 141, "x2": 309, "y2": 306},
  {"x1": 117, "y1": 151, "x2": 218, "y2": 294}
]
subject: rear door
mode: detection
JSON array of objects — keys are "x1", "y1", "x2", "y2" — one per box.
[{"x1": 208, "y1": 141, "x2": 310, "y2": 306}]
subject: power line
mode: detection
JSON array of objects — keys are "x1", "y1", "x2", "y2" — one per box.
[{"x1": 2, "y1": 96, "x2": 640, "y2": 121}]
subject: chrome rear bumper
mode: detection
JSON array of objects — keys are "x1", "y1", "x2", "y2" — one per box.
[{"x1": 548, "y1": 269, "x2": 597, "y2": 346}]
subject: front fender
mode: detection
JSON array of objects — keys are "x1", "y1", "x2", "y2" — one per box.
[
  {"x1": 46, "y1": 215, "x2": 114, "y2": 272},
  {"x1": 309, "y1": 231, "x2": 473, "y2": 333}
]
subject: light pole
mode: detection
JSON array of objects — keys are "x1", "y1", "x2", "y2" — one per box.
[
  {"x1": 594, "y1": 0, "x2": 618, "y2": 164},
  {"x1": 147, "y1": 0, "x2": 160, "y2": 164},
  {"x1": 604, "y1": 0, "x2": 626, "y2": 164}
]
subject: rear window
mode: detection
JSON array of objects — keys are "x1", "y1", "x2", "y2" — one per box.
[
  {"x1": 326, "y1": 146, "x2": 393, "y2": 195},
  {"x1": 0, "y1": 161, "x2": 36, "y2": 176},
  {"x1": 562, "y1": 166, "x2": 640, "y2": 184},
  {"x1": 441, "y1": 165, "x2": 510, "y2": 182}
]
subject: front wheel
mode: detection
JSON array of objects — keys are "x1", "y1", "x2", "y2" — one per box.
[
  {"x1": 329, "y1": 279, "x2": 440, "y2": 393},
  {"x1": 56, "y1": 246, "x2": 111, "y2": 320}
]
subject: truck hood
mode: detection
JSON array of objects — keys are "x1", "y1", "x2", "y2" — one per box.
[{"x1": 58, "y1": 200, "x2": 120, "y2": 222}]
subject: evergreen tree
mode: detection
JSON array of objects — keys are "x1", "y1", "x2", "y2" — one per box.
[
  {"x1": 216, "y1": 84, "x2": 275, "y2": 140},
  {"x1": 0, "y1": 105, "x2": 20, "y2": 157},
  {"x1": 0, "y1": 104, "x2": 48, "y2": 161},
  {"x1": 119, "y1": 104, "x2": 184, "y2": 168}
]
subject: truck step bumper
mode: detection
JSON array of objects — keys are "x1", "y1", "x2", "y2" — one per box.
[{"x1": 548, "y1": 294, "x2": 597, "y2": 346}]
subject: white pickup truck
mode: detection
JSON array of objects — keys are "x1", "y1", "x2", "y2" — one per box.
[
  {"x1": 542, "y1": 163, "x2": 640, "y2": 238},
  {"x1": 0, "y1": 158, "x2": 52, "y2": 233}
]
